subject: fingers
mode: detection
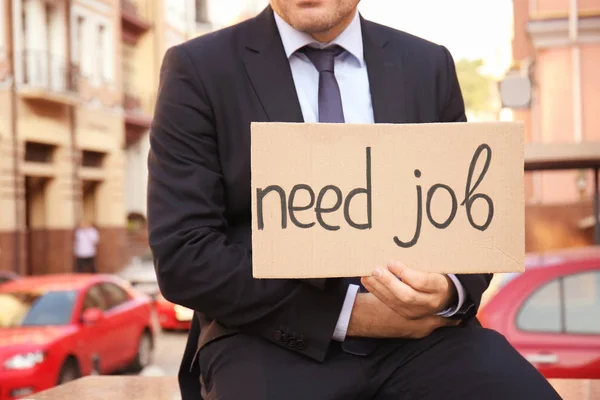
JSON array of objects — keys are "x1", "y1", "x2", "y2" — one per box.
[
  {"x1": 361, "y1": 267, "x2": 428, "y2": 313},
  {"x1": 387, "y1": 262, "x2": 447, "y2": 294}
]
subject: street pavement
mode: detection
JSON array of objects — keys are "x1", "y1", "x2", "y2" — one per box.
[{"x1": 140, "y1": 329, "x2": 188, "y2": 377}]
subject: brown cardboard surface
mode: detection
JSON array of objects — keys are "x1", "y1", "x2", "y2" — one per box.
[{"x1": 251, "y1": 122, "x2": 524, "y2": 278}]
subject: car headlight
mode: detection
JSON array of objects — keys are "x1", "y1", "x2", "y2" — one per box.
[{"x1": 4, "y1": 351, "x2": 45, "y2": 370}]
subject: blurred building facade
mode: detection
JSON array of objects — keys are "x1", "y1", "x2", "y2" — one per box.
[
  {"x1": 122, "y1": 0, "x2": 266, "y2": 256},
  {"x1": 0, "y1": 0, "x2": 272, "y2": 275},
  {"x1": 121, "y1": 0, "x2": 199, "y2": 257},
  {"x1": 510, "y1": 0, "x2": 600, "y2": 251},
  {"x1": 0, "y1": 0, "x2": 126, "y2": 276}
]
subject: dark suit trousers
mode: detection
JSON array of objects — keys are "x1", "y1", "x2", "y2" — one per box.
[{"x1": 198, "y1": 326, "x2": 561, "y2": 400}]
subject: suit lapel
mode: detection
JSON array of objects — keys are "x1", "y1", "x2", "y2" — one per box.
[
  {"x1": 242, "y1": 7, "x2": 304, "y2": 123},
  {"x1": 242, "y1": 9, "x2": 409, "y2": 124},
  {"x1": 361, "y1": 18, "x2": 409, "y2": 124}
]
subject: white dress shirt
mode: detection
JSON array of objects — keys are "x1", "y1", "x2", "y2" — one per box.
[{"x1": 273, "y1": 10, "x2": 466, "y2": 342}]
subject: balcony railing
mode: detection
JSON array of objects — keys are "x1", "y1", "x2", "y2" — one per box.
[
  {"x1": 121, "y1": 0, "x2": 151, "y2": 41},
  {"x1": 21, "y1": 49, "x2": 78, "y2": 94},
  {"x1": 123, "y1": 91, "x2": 152, "y2": 146},
  {"x1": 124, "y1": 92, "x2": 142, "y2": 110}
]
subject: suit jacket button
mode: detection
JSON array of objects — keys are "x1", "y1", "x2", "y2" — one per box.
[
  {"x1": 297, "y1": 339, "x2": 305, "y2": 350},
  {"x1": 274, "y1": 330, "x2": 283, "y2": 341}
]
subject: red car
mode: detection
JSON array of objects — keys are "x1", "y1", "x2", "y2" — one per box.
[
  {"x1": 154, "y1": 292, "x2": 192, "y2": 331},
  {"x1": 0, "y1": 274, "x2": 155, "y2": 400},
  {"x1": 0, "y1": 272, "x2": 20, "y2": 286},
  {"x1": 479, "y1": 246, "x2": 600, "y2": 379}
]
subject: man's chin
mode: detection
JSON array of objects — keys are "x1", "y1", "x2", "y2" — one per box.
[{"x1": 289, "y1": 15, "x2": 336, "y2": 36}]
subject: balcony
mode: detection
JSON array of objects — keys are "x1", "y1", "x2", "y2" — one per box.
[
  {"x1": 527, "y1": 14, "x2": 600, "y2": 49},
  {"x1": 124, "y1": 93, "x2": 152, "y2": 146},
  {"x1": 121, "y1": 0, "x2": 152, "y2": 45},
  {"x1": 19, "y1": 49, "x2": 80, "y2": 106}
]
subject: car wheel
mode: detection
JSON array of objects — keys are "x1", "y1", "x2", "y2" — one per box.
[
  {"x1": 130, "y1": 330, "x2": 153, "y2": 372},
  {"x1": 57, "y1": 358, "x2": 80, "y2": 385}
]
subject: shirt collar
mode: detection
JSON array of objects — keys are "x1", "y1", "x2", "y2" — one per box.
[{"x1": 273, "y1": 10, "x2": 364, "y2": 66}]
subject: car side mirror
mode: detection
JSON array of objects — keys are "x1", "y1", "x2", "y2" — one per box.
[{"x1": 82, "y1": 307, "x2": 104, "y2": 325}]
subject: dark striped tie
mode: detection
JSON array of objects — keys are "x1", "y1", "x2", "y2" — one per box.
[{"x1": 301, "y1": 45, "x2": 346, "y2": 123}]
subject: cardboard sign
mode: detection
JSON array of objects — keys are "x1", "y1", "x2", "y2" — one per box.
[{"x1": 251, "y1": 122, "x2": 524, "y2": 279}]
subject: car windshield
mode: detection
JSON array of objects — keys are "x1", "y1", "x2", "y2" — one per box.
[
  {"x1": 0, "y1": 290, "x2": 77, "y2": 328},
  {"x1": 496, "y1": 272, "x2": 521, "y2": 289}
]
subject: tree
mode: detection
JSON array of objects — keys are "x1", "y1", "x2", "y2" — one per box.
[{"x1": 455, "y1": 58, "x2": 496, "y2": 115}]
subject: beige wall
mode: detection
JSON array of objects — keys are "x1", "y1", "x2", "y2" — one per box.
[
  {"x1": 17, "y1": 100, "x2": 70, "y2": 146},
  {"x1": 532, "y1": 43, "x2": 600, "y2": 205},
  {"x1": 529, "y1": 0, "x2": 600, "y2": 18},
  {"x1": 135, "y1": 0, "x2": 163, "y2": 115},
  {"x1": 511, "y1": 0, "x2": 600, "y2": 206},
  {"x1": 510, "y1": 0, "x2": 600, "y2": 252},
  {"x1": 76, "y1": 106, "x2": 126, "y2": 227},
  {"x1": 1, "y1": 0, "x2": 127, "y2": 274},
  {"x1": 77, "y1": 106, "x2": 124, "y2": 151},
  {"x1": 581, "y1": 44, "x2": 600, "y2": 140},
  {"x1": 0, "y1": 89, "x2": 16, "y2": 233}
]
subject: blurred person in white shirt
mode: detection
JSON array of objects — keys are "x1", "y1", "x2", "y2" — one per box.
[{"x1": 74, "y1": 220, "x2": 99, "y2": 273}]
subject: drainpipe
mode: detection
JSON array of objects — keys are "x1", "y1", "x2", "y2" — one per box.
[
  {"x1": 65, "y1": 1, "x2": 77, "y2": 206},
  {"x1": 569, "y1": 0, "x2": 582, "y2": 144},
  {"x1": 527, "y1": 58, "x2": 542, "y2": 204},
  {"x1": 7, "y1": 0, "x2": 22, "y2": 275},
  {"x1": 66, "y1": 0, "x2": 80, "y2": 269},
  {"x1": 569, "y1": 0, "x2": 597, "y2": 242}
]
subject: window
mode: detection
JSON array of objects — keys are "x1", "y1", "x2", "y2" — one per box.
[
  {"x1": 45, "y1": 3, "x2": 52, "y2": 56},
  {"x1": 0, "y1": 290, "x2": 77, "y2": 327},
  {"x1": 81, "y1": 150, "x2": 105, "y2": 168},
  {"x1": 25, "y1": 142, "x2": 55, "y2": 163},
  {"x1": 81, "y1": 284, "x2": 107, "y2": 313},
  {"x1": 0, "y1": 0, "x2": 5, "y2": 60},
  {"x1": 564, "y1": 271, "x2": 600, "y2": 334},
  {"x1": 97, "y1": 24, "x2": 105, "y2": 82},
  {"x1": 100, "y1": 283, "x2": 130, "y2": 310},
  {"x1": 75, "y1": 16, "x2": 85, "y2": 67},
  {"x1": 516, "y1": 279, "x2": 562, "y2": 333},
  {"x1": 71, "y1": 9, "x2": 92, "y2": 82},
  {"x1": 516, "y1": 270, "x2": 600, "y2": 335},
  {"x1": 195, "y1": 0, "x2": 208, "y2": 23}
]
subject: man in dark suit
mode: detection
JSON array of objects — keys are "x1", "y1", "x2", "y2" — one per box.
[{"x1": 148, "y1": 1, "x2": 561, "y2": 399}]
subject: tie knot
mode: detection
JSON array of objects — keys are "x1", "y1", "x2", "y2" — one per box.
[{"x1": 300, "y1": 45, "x2": 345, "y2": 73}]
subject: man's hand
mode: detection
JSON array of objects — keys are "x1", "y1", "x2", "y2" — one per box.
[
  {"x1": 360, "y1": 262, "x2": 457, "y2": 320},
  {"x1": 347, "y1": 292, "x2": 458, "y2": 339}
]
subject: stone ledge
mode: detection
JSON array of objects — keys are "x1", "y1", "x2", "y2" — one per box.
[
  {"x1": 24, "y1": 376, "x2": 600, "y2": 399},
  {"x1": 550, "y1": 379, "x2": 600, "y2": 400},
  {"x1": 26, "y1": 376, "x2": 180, "y2": 400}
]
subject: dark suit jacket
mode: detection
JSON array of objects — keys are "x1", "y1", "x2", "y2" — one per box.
[{"x1": 147, "y1": 5, "x2": 493, "y2": 399}]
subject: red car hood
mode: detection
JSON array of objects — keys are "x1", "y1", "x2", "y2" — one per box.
[{"x1": 0, "y1": 326, "x2": 73, "y2": 361}]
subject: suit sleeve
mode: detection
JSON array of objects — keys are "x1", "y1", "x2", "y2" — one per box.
[
  {"x1": 437, "y1": 45, "x2": 493, "y2": 318},
  {"x1": 147, "y1": 45, "x2": 347, "y2": 361}
]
